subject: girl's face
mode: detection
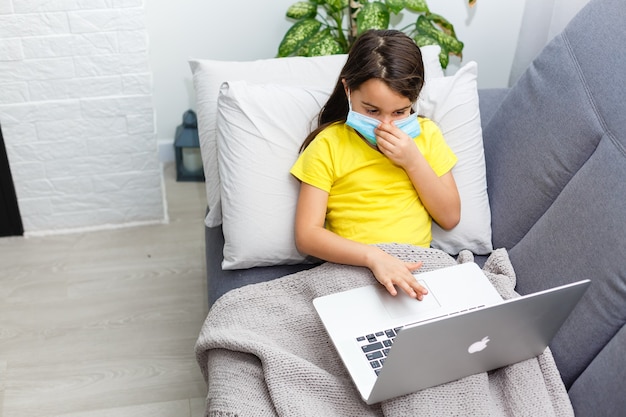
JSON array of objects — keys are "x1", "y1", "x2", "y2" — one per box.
[{"x1": 345, "y1": 78, "x2": 413, "y2": 123}]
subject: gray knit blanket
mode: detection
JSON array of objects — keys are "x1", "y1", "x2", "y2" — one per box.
[{"x1": 195, "y1": 245, "x2": 574, "y2": 416}]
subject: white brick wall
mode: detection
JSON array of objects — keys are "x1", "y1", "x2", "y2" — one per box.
[{"x1": 0, "y1": 0, "x2": 165, "y2": 235}]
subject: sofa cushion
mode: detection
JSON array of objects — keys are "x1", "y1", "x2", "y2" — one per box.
[{"x1": 481, "y1": 0, "x2": 626, "y2": 391}]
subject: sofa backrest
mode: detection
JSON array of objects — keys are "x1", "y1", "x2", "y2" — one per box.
[{"x1": 481, "y1": 0, "x2": 625, "y2": 391}]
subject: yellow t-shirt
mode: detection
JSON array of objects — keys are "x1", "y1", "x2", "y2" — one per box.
[{"x1": 290, "y1": 117, "x2": 457, "y2": 247}]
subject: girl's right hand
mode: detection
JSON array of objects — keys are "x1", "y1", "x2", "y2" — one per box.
[
  {"x1": 294, "y1": 183, "x2": 429, "y2": 300},
  {"x1": 366, "y1": 247, "x2": 428, "y2": 300}
]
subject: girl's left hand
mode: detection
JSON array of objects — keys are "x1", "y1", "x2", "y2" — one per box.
[
  {"x1": 374, "y1": 122, "x2": 419, "y2": 168},
  {"x1": 374, "y1": 120, "x2": 461, "y2": 231}
]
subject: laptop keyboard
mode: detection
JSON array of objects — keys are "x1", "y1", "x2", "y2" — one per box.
[{"x1": 356, "y1": 327, "x2": 402, "y2": 376}]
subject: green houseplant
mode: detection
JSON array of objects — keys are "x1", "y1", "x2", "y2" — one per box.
[{"x1": 278, "y1": 0, "x2": 475, "y2": 69}]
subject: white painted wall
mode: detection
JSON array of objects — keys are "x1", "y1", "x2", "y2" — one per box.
[
  {"x1": 0, "y1": 0, "x2": 166, "y2": 235},
  {"x1": 145, "y1": 0, "x2": 526, "y2": 145},
  {"x1": 509, "y1": 0, "x2": 590, "y2": 84}
]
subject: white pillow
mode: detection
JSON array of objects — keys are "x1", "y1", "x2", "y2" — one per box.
[
  {"x1": 189, "y1": 46, "x2": 444, "y2": 227},
  {"x1": 419, "y1": 61, "x2": 493, "y2": 255},
  {"x1": 216, "y1": 61, "x2": 491, "y2": 269},
  {"x1": 216, "y1": 82, "x2": 330, "y2": 269}
]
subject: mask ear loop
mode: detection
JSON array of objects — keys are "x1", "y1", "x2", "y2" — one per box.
[{"x1": 346, "y1": 89, "x2": 353, "y2": 112}]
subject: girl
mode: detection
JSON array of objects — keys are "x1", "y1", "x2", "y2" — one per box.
[{"x1": 290, "y1": 30, "x2": 460, "y2": 300}]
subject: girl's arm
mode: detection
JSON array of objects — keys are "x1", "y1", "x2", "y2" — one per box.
[
  {"x1": 375, "y1": 123, "x2": 461, "y2": 230},
  {"x1": 294, "y1": 182, "x2": 428, "y2": 300}
]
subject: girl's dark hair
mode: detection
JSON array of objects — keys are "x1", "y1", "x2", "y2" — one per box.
[{"x1": 300, "y1": 29, "x2": 425, "y2": 151}]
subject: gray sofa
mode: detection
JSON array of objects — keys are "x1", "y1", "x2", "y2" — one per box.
[{"x1": 202, "y1": 0, "x2": 625, "y2": 415}]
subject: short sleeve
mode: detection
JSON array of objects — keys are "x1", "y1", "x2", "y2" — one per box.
[{"x1": 290, "y1": 132, "x2": 335, "y2": 193}]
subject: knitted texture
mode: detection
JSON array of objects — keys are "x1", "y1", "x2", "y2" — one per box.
[{"x1": 196, "y1": 245, "x2": 573, "y2": 416}]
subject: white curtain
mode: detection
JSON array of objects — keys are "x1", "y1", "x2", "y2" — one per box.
[{"x1": 508, "y1": 0, "x2": 591, "y2": 86}]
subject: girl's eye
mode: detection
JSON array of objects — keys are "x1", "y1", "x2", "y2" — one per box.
[{"x1": 366, "y1": 109, "x2": 378, "y2": 115}]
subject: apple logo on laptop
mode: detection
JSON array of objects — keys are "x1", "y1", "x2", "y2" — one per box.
[{"x1": 468, "y1": 336, "x2": 490, "y2": 354}]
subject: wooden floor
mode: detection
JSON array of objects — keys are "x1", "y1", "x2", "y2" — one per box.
[{"x1": 0, "y1": 164, "x2": 209, "y2": 417}]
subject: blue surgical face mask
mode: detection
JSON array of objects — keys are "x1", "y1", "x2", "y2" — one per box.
[
  {"x1": 345, "y1": 92, "x2": 421, "y2": 146},
  {"x1": 345, "y1": 105, "x2": 380, "y2": 146},
  {"x1": 394, "y1": 111, "x2": 421, "y2": 139}
]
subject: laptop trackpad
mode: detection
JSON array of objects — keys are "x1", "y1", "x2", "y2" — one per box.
[{"x1": 382, "y1": 280, "x2": 441, "y2": 320}]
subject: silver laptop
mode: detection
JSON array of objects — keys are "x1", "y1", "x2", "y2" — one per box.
[{"x1": 313, "y1": 262, "x2": 590, "y2": 404}]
